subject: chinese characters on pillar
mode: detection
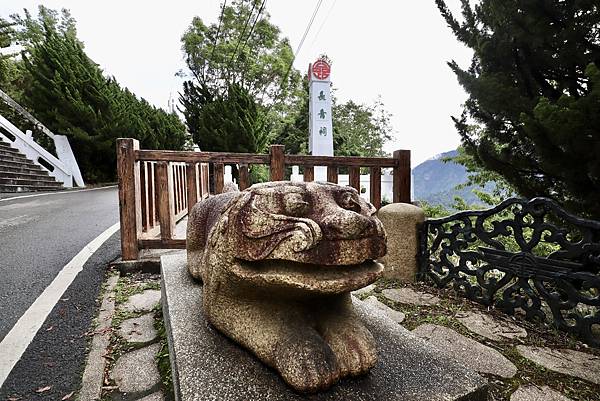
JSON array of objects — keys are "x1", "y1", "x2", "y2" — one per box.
[{"x1": 308, "y1": 56, "x2": 333, "y2": 179}]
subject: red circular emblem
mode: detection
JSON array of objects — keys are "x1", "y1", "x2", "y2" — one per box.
[{"x1": 312, "y1": 60, "x2": 331, "y2": 80}]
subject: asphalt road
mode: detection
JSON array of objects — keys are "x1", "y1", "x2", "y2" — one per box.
[{"x1": 0, "y1": 187, "x2": 120, "y2": 400}]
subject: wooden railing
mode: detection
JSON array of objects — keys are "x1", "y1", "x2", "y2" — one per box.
[{"x1": 117, "y1": 138, "x2": 411, "y2": 260}]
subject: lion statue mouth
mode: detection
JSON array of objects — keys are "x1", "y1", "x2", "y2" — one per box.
[{"x1": 232, "y1": 258, "x2": 384, "y2": 294}]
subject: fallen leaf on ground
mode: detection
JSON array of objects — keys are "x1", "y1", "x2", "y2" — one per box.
[
  {"x1": 35, "y1": 386, "x2": 52, "y2": 393},
  {"x1": 8, "y1": 396, "x2": 21, "y2": 401},
  {"x1": 61, "y1": 391, "x2": 74, "y2": 400}
]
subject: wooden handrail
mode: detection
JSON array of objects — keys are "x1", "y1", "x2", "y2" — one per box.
[{"x1": 117, "y1": 138, "x2": 411, "y2": 261}]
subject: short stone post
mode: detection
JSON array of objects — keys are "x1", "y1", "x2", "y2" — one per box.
[{"x1": 376, "y1": 203, "x2": 425, "y2": 282}]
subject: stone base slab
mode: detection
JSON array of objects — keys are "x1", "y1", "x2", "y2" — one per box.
[{"x1": 161, "y1": 252, "x2": 488, "y2": 401}]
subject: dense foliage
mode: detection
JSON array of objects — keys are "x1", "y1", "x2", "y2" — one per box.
[
  {"x1": 274, "y1": 82, "x2": 393, "y2": 157},
  {"x1": 436, "y1": 0, "x2": 600, "y2": 218},
  {"x1": 180, "y1": 81, "x2": 269, "y2": 153},
  {"x1": 2, "y1": 7, "x2": 187, "y2": 182}
]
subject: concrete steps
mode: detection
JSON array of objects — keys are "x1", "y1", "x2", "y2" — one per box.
[{"x1": 0, "y1": 139, "x2": 64, "y2": 193}]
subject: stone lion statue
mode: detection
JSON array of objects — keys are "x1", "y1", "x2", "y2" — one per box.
[{"x1": 187, "y1": 181, "x2": 386, "y2": 393}]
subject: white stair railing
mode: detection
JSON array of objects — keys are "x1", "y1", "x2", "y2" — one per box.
[{"x1": 0, "y1": 89, "x2": 84, "y2": 187}]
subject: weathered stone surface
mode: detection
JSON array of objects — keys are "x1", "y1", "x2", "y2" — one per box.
[
  {"x1": 517, "y1": 346, "x2": 600, "y2": 385},
  {"x1": 376, "y1": 203, "x2": 424, "y2": 282},
  {"x1": 510, "y1": 385, "x2": 572, "y2": 401},
  {"x1": 363, "y1": 296, "x2": 405, "y2": 324},
  {"x1": 111, "y1": 343, "x2": 160, "y2": 393},
  {"x1": 186, "y1": 182, "x2": 388, "y2": 393},
  {"x1": 456, "y1": 311, "x2": 527, "y2": 342},
  {"x1": 381, "y1": 287, "x2": 440, "y2": 306},
  {"x1": 352, "y1": 284, "x2": 376, "y2": 297},
  {"x1": 121, "y1": 289, "x2": 161, "y2": 313},
  {"x1": 117, "y1": 313, "x2": 157, "y2": 343},
  {"x1": 412, "y1": 324, "x2": 517, "y2": 378},
  {"x1": 138, "y1": 391, "x2": 165, "y2": 401},
  {"x1": 161, "y1": 252, "x2": 488, "y2": 401}
]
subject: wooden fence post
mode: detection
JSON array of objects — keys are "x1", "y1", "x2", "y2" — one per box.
[
  {"x1": 117, "y1": 138, "x2": 141, "y2": 261},
  {"x1": 239, "y1": 163, "x2": 249, "y2": 190},
  {"x1": 327, "y1": 166, "x2": 338, "y2": 184},
  {"x1": 349, "y1": 166, "x2": 360, "y2": 191},
  {"x1": 270, "y1": 145, "x2": 285, "y2": 181},
  {"x1": 156, "y1": 161, "x2": 175, "y2": 241},
  {"x1": 214, "y1": 163, "x2": 224, "y2": 194},
  {"x1": 393, "y1": 150, "x2": 411, "y2": 203},
  {"x1": 186, "y1": 163, "x2": 198, "y2": 210},
  {"x1": 370, "y1": 166, "x2": 381, "y2": 210},
  {"x1": 303, "y1": 166, "x2": 314, "y2": 182}
]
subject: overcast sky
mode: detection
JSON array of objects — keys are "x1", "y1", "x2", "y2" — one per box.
[{"x1": 1, "y1": 0, "x2": 472, "y2": 166}]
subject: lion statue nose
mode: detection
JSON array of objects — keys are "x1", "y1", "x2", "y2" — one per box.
[{"x1": 320, "y1": 210, "x2": 380, "y2": 240}]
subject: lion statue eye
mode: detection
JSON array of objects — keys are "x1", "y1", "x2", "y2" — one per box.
[
  {"x1": 339, "y1": 192, "x2": 361, "y2": 213},
  {"x1": 284, "y1": 193, "x2": 310, "y2": 216}
]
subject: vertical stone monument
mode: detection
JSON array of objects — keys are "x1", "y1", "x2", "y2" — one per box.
[{"x1": 308, "y1": 57, "x2": 334, "y2": 182}]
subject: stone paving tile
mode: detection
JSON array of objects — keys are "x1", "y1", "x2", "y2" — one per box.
[
  {"x1": 138, "y1": 391, "x2": 165, "y2": 401},
  {"x1": 122, "y1": 289, "x2": 161, "y2": 313},
  {"x1": 351, "y1": 284, "x2": 375, "y2": 297},
  {"x1": 364, "y1": 295, "x2": 405, "y2": 323},
  {"x1": 111, "y1": 343, "x2": 161, "y2": 393},
  {"x1": 510, "y1": 385, "x2": 572, "y2": 401},
  {"x1": 456, "y1": 311, "x2": 527, "y2": 342},
  {"x1": 381, "y1": 287, "x2": 440, "y2": 306},
  {"x1": 117, "y1": 313, "x2": 157, "y2": 343},
  {"x1": 412, "y1": 324, "x2": 517, "y2": 378},
  {"x1": 517, "y1": 346, "x2": 600, "y2": 385}
]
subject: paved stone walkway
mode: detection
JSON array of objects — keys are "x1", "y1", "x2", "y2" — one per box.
[
  {"x1": 101, "y1": 277, "x2": 166, "y2": 400},
  {"x1": 89, "y1": 273, "x2": 599, "y2": 401},
  {"x1": 360, "y1": 283, "x2": 600, "y2": 401}
]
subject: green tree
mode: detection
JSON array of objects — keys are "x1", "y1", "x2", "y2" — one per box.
[
  {"x1": 17, "y1": 9, "x2": 187, "y2": 182},
  {"x1": 181, "y1": 81, "x2": 269, "y2": 153},
  {"x1": 436, "y1": 0, "x2": 600, "y2": 218},
  {"x1": 181, "y1": 0, "x2": 300, "y2": 103},
  {"x1": 274, "y1": 83, "x2": 393, "y2": 157}
]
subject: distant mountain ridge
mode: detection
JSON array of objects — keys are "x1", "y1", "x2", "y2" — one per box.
[{"x1": 412, "y1": 150, "x2": 483, "y2": 207}]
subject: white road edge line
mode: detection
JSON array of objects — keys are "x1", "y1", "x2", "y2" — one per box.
[
  {"x1": 0, "y1": 221, "x2": 120, "y2": 387},
  {"x1": 0, "y1": 185, "x2": 117, "y2": 202}
]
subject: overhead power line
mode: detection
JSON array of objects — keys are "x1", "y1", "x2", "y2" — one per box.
[
  {"x1": 265, "y1": 0, "x2": 324, "y2": 107},
  {"x1": 310, "y1": 0, "x2": 337, "y2": 47},
  {"x1": 227, "y1": 0, "x2": 259, "y2": 73},
  {"x1": 205, "y1": 0, "x2": 228, "y2": 80},
  {"x1": 235, "y1": 0, "x2": 267, "y2": 66}
]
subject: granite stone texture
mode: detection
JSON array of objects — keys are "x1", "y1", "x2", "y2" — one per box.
[
  {"x1": 111, "y1": 343, "x2": 161, "y2": 393},
  {"x1": 138, "y1": 391, "x2": 166, "y2": 401},
  {"x1": 412, "y1": 324, "x2": 517, "y2": 378},
  {"x1": 185, "y1": 182, "x2": 389, "y2": 392},
  {"x1": 510, "y1": 385, "x2": 572, "y2": 401},
  {"x1": 161, "y1": 252, "x2": 488, "y2": 401},
  {"x1": 456, "y1": 311, "x2": 527, "y2": 342},
  {"x1": 363, "y1": 296, "x2": 405, "y2": 324},
  {"x1": 122, "y1": 290, "x2": 161, "y2": 313},
  {"x1": 117, "y1": 313, "x2": 157, "y2": 343},
  {"x1": 381, "y1": 288, "x2": 440, "y2": 306},
  {"x1": 516, "y1": 346, "x2": 600, "y2": 385},
  {"x1": 352, "y1": 284, "x2": 376, "y2": 297},
  {"x1": 376, "y1": 203, "x2": 424, "y2": 282}
]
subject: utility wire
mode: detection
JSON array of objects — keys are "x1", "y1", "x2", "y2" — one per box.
[
  {"x1": 205, "y1": 0, "x2": 228, "y2": 82},
  {"x1": 310, "y1": 0, "x2": 337, "y2": 47},
  {"x1": 265, "y1": 0, "x2": 324, "y2": 109},
  {"x1": 227, "y1": 0, "x2": 259, "y2": 75},
  {"x1": 235, "y1": 0, "x2": 267, "y2": 66}
]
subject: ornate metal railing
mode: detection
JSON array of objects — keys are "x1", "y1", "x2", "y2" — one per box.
[{"x1": 419, "y1": 197, "x2": 600, "y2": 346}]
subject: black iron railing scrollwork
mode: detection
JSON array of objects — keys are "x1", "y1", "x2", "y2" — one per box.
[{"x1": 418, "y1": 197, "x2": 600, "y2": 346}]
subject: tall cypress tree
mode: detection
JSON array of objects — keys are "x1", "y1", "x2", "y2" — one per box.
[
  {"x1": 21, "y1": 21, "x2": 187, "y2": 182},
  {"x1": 436, "y1": 0, "x2": 600, "y2": 218}
]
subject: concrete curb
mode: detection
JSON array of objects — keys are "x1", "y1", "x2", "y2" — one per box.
[{"x1": 78, "y1": 274, "x2": 119, "y2": 401}]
